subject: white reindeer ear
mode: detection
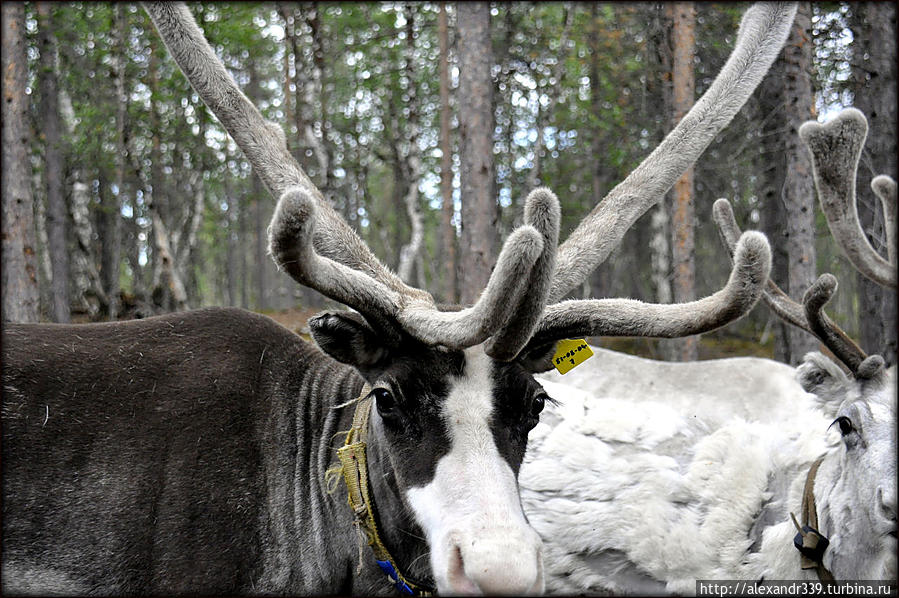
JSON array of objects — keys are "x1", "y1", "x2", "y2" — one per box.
[
  {"x1": 309, "y1": 311, "x2": 391, "y2": 373},
  {"x1": 796, "y1": 352, "x2": 854, "y2": 419}
]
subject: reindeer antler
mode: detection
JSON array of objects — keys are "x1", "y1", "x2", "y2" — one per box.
[
  {"x1": 530, "y1": 231, "x2": 771, "y2": 348},
  {"x1": 798, "y1": 108, "x2": 897, "y2": 288},
  {"x1": 525, "y1": 2, "x2": 794, "y2": 349},
  {"x1": 870, "y1": 175, "x2": 896, "y2": 267},
  {"x1": 145, "y1": 2, "x2": 558, "y2": 356},
  {"x1": 713, "y1": 198, "x2": 868, "y2": 372},
  {"x1": 148, "y1": 2, "x2": 794, "y2": 361},
  {"x1": 549, "y1": 2, "x2": 797, "y2": 303}
]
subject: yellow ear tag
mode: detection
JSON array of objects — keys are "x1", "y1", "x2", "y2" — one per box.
[{"x1": 551, "y1": 339, "x2": 594, "y2": 375}]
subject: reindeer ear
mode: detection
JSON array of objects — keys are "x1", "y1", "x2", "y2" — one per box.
[
  {"x1": 309, "y1": 311, "x2": 390, "y2": 373},
  {"x1": 796, "y1": 352, "x2": 854, "y2": 419},
  {"x1": 517, "y1": 341, "x2": 560, "y2": 374}
]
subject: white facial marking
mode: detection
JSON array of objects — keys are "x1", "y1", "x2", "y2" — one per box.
[{"x1": 406, "y1": 346, "x2": 544, "y2": 595}]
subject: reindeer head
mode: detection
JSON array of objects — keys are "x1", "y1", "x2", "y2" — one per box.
[
  {"x1": 716, "y1": 106, "x2": 897, "y2": 579},
  {"x1": 797, "y1": 353, "x2": 897, "y2": 578},
  {"x1": 146, "y1": 2, "x2": 796, "y2": 593}
]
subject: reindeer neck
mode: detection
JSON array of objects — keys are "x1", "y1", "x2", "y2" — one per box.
[{"x1": 283, "y1": 352, "x2": 431, "y2": 595}]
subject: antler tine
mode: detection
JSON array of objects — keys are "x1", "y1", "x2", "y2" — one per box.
[
  {"x1": 871, "y1": 175, "x2": 897, "y2": 266},
  {"x1": 397, "y1": 224, "x2": 544, "y2": 348},
  {"x1": 144, "y1": 2, "x2": 428, "y2": 302},
  {"x1": 798, "y1": 108, "x2": 896, "y2": 288},
  {"x1": 713, "y1": 198, "x2": 807, "y2": 329},
  {"x1": 269, "y1": 189, "x2": 403, "y2": 335},
  {"x1": 484, "y1": 188, "x2": 561, "y2": 361},
  {"x1": 269, "y1": 187, "x2": 547, "y2": 348},
  {"x1": 802, "y1": 274, "x2": 867, "y2": 372},
  {"x1": 548, "y1": 2, "x2": 797, "y2": 302},
  {"x1": 529, "y1": 231, "x2": 771, "y2": 348},
  {"x1": 712, "y1": 198, "x2": 868, "y2": 372}
]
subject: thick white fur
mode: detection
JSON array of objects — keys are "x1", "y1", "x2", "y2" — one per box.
[
  {"x1": 521, "y1": 348, "x2": 896, "y2": 594},
  {"x1": 406, "y1": 347, "x2": 544, "y2": 595}
]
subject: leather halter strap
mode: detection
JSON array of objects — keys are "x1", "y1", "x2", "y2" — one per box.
[
  {"x1": 336, "y1": 384, "x2": 434, "y2": 596},
  {"x1": 790, "y1": 457, "x2": 835, "y2": 582}
]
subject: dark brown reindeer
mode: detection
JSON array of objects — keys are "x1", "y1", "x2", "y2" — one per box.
[{"x1": 1, "y1": 3, "x2": 794, "y2": 595}]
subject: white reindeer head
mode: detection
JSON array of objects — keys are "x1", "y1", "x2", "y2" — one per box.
[
  {"x1": 797, "y1": 353, "x2": 897, "y2": 579},
  {"x1": 716, "y1": 105, "x2": 898, "y2": 580}
]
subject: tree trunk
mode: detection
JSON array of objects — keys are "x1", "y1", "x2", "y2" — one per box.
[
  {"x1": 239, "y1": 191, "x2": 249, "y2": 310},
  {"x1": 306, "y1": 4, "x2": 334, "y2": 197},
  {"x1": 60, "y1": 87, "x2": 107, "y2": 317},
  {"x1": 756, "y1": 89, "x2": 791, "y2": 363},
  {"x1": 226, "y1": 182, "x2": 239, "y2": 308},
  {"x1": 457, "y1": 1, "x2": 496, "y2": 305},
  {"x1": 2, "y1": 2, "x2": 41, "y2": 322},
  {"x1": 246, "y1": 60, "x2": 268, "y2": 312},
  {"x1": 438, "y1": 2, "x2": 457, "y2": 304},
  {"x1": 36, "y1": 2, "x2": 70, "y2": 322},
  {"x1": 668, "y1": 2, "x2": 698, "y2": 361},
  {"x1": 101, "y1": 4, "x2": 127, "y2": 320},
  {"x1": 780, "y1": 2, "x2": 818, "y2": 364},
  {"x1": 147, "y1": 35, "x2": 175, "y2": 312},
  {"x1": 755, "y1": 3, "x2": 817, "y2": 365},
  {"x1": 587, "y1": 3, "x2": 617, "y2": 300},
  {"x1": 397, "y1": 4, "x2": 425, "y2": 284},
  {"x1": 850, "y1": 2, "x2": 898, "y2": 365}
]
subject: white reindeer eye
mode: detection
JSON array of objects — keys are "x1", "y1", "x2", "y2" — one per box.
[{"x1": 835, "y1": 416, "x2": 854, "y2": 437}]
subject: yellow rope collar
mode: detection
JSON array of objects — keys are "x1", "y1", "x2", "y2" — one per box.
[{"x1": 334, "y1": 384, "x2": 434, "y2": 596}]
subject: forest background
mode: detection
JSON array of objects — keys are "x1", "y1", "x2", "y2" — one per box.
[{"x1": 2, "y1": 2, "x2": 896, "y2": 366}]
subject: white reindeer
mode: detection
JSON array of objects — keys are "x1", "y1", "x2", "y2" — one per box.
[{"x1": 522, "y1": 107, "x2": 898, "y2": 594}]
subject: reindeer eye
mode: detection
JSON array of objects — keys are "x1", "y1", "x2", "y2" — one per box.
[
  {"x1": 835, "y1": 416, "x2": 854, "y2": 436},
  {"x1": 372, "y1": 388, "x2": 396, "y2": 417},
  {"x1": 531, "y1": 394, "x2": 547, "y2": 418}
]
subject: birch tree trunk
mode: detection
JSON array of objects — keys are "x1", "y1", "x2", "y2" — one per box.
[
  {"x1": 457, "y1": 1, "x2": 497, "y2": 305},
  {"x1": 36, "y1": 2, "x2": 70, "y2": 322},
  {"x1": 2, "y1": 2, "x2": 41, "y2": 322},
  {"x1": 438, "y1": 2, "x2": 457, "y2": 304},
  {"x1": 397, "y1": 3, "x2": 425, "y2": 284}
]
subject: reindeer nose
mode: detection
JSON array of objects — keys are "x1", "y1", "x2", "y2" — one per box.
[{"x1": 447, "y1": 531, "x2": 544, "y2": 595}]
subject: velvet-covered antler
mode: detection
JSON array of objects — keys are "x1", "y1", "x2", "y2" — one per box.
[
  {"x1": 798, "y1": 108, "x2": 897, "y2": 288},
  {"x1": 145, "y1": 2, "x2": 558, "y2": 356},
  {"x1": 548, "y1": 2, "x2": 797, "y2": 303},
  {"x1": 527, "y1": 2, "x2": 795, "y2": 351},
  {"x1": 713, "y1": 198, "x2": 868, "y2": 373}
]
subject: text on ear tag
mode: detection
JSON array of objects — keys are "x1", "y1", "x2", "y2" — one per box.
[{"x1": 552, "y1": 339, "x2": 594, "y2": 375}]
